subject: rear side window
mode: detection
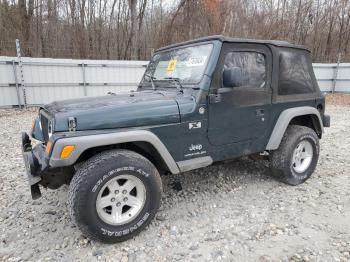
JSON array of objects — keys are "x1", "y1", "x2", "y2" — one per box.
[
  {"x1": 224, "y1": 52, "x2": 266, "y2": 88},
  {"x1": 278, "y1": 50, "x2": 314, "y2": 95}
]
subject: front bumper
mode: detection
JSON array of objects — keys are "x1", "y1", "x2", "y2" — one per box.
[{"x1": 21, "y1": 132, "x2": 48, "y2": 199}]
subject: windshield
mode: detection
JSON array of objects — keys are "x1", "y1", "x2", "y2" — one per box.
[{"x1": 141, "y1": 43, "x2": 213, "y2": 86}]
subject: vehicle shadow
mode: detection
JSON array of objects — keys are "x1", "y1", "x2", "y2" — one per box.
[
  {"x1": 50, "y1": 157, "x2": 276, "y2": 219},
  {"x1": 161, "y1": 157, "x2": 275, "y2": 199}
]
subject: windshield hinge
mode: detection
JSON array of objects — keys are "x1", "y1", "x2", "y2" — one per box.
[{"x1": 68, "y1": 117, "x2": 77, "y2": 132}]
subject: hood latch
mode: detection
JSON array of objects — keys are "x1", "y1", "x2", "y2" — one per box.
[{"x1": 68, "y1": 117, "x2": 77, "y2": 132}]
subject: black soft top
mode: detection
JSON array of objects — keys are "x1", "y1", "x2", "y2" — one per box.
[{"x1": 157, "y1": 35, "x2": 309, "y2": 52}]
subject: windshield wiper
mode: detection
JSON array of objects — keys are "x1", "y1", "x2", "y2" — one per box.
[
  {"x1": 163, "y1": 77, "x2": 183, "y2": 93},
  {"x1": 144, "y1": 73, "x2": 156, "y2": 90}
]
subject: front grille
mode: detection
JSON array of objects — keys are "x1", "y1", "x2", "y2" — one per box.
[{"x1": 40, "y1": 110, "x2": 50, "y2": 142}]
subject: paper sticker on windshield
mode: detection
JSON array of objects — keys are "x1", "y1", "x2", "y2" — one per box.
[
  {"x1": 187, "y1": 56, "x2": 207, "y2": 67},
  {"x1": 167, "y1": 59, "x2": 177, "y2": 72}
]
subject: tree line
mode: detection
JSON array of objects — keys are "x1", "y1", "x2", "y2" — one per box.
[{"x1": 0, "y1": 0, "x2": 349, "y2": 62}]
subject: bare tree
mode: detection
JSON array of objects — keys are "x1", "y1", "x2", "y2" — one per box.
[{"x1": 0, "y1": 0, "x2": 349, "y2": 62}]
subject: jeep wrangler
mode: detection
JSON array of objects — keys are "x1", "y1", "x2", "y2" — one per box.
[{"x1": 22, "y1": 35, "x2": 330, "y2": 243}]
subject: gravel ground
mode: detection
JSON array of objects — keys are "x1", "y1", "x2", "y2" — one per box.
[{"x1": 0, "y1": 105, "x2": 350, "y2": 262}]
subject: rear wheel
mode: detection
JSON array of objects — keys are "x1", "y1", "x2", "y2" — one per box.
[
  {"x1": 269, "y1": 125, "x2": 319, "y2": 185},
  {"x1": 68, "y1": 149, "x2": 162, "y2": 243}
]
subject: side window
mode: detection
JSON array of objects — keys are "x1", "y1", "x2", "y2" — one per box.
[
  {"x1": 278, "y1": 50, "x2": 314, "y2": 95},
  {"x1": 223, "y1": 51, "x2": 266, "y2": 88}
]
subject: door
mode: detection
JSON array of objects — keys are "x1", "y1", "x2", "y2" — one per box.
[{"x1": 208, "y1": 44, "x2": 272, "y2": 146}]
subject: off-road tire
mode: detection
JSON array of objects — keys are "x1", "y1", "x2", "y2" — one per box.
[
  {"x1": 68, "y1": 149, "x2": 162, "y2": 243},
  {"x1": 269, "y1": 125, "x2": 319, "y2": 186}
]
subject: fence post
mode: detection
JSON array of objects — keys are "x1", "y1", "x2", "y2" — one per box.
[
  {"x1": 81, "y1": 63, "x2": 87, "y2": 96},
  {"x1": 332, "y1": 53, "x2": 341, "y2": 93},
  {"x1": 16, "y1": 39, "x2": 27, "y2": 107},
  {"x1": 11, "y1": 60, "x2": 22, "y2": 109},
  {"x1": 82, "y1": 63, "x2": 87, "y2": 96}
]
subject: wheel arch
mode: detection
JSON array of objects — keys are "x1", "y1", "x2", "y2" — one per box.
[
  {"x1": 49, "y1": 130, "x2": 180, "y2": 174},
  {"x1": 289, "y1": 114, "x2": 322, "y2": 138},
  {"x1": 76, "y1": 141, "x2": 171, "y2": 175},
  {"x1": 266, "y1": 106, "x2": 323, "y2": 150}
]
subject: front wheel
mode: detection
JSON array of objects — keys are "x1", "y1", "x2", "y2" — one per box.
[
  {"x1": 269, "y1": 125, "x2": 320, "y2": 185},
  {"x1": 68, "y1": 149, "x2": 162, "y2": 243}
]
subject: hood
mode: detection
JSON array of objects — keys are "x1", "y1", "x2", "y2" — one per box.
[{"x1": 43, "y1": 91, "x2": 182, "y2": 132}]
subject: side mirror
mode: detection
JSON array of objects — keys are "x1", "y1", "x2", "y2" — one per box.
[{"x1": 223, "y1": 67, "x2": 242, "y2": 88}]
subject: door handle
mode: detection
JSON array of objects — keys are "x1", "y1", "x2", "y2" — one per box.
[{"x1": 255, "y1": 109, "x2": 265, "y2": 116}]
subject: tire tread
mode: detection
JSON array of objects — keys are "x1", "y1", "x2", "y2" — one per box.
[
  {"x1": 269, "y1": 125, "x2": 319, "y2": 185},
  {"x1": 67, "y1": 149, "x2": 162, "y2": 242}
]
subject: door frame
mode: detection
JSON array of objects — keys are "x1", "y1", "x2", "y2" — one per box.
[
  {"x1": 206, "y1": 42, "x2": 274, "y2": 147},
  {"x1": 208, "y1": 42, "x2": 273, "y2": 96}
]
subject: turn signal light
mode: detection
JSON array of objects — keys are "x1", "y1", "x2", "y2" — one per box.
[
  {"x1": 60, "y1": 145, "x2": 75, "y2": 159},
  {"x1": 45, "y1": 141, "x2": 53, "y2": 155},
  {"x1": 31, "y1": 120, "x2": 36, "y2": 130}
]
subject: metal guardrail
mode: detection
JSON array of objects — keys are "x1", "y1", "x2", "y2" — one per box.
[
  {"x1": 313, "y1": 62, "x2": 350, "y2": 93},
  {"x1": 0, "y1": 56, "x2": 349, "y2": 107},
  {"x1": 313, "y1": 65, "x2": 350, "y2": 68},
  {"x1": 317, "y1": 79, "x2": 350, "y2": 82},
  {"x1": 0, "y1": 56, "x2": 148, "y2": 107},
  {"x1": 0, "y1": 82, "x2": 139, "y2": 87},
  {"x1": 0, "y1": 60, "x2": 148, "y2": 68}
]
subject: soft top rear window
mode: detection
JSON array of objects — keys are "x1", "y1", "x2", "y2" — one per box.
[{"x1": 278, "y1": 50, "x2": 314, "y2": 95}]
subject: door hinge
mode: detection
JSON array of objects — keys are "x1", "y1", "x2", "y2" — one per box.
[{"x1": 209, "y1": 94, "x2": 222, "y2": 104}]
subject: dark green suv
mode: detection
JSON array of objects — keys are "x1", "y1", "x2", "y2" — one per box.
[{"x1": 22, "y1": 35, "x2": 330, "y2": 243}]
